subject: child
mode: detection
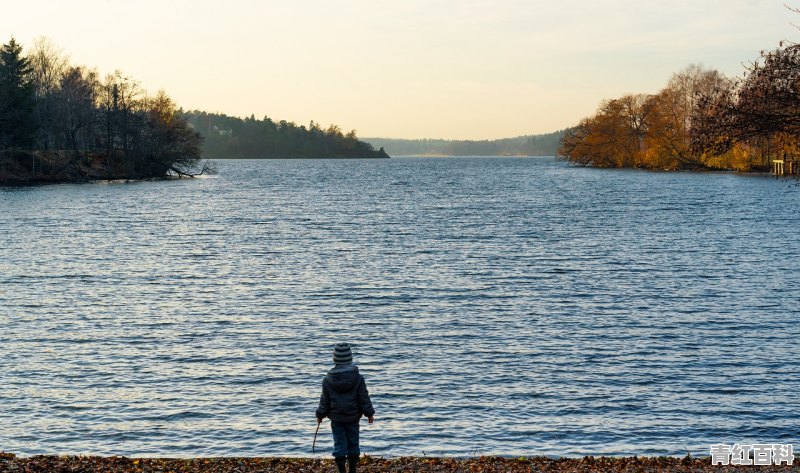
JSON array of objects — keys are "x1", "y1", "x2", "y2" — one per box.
[{"x1": 316, "y1": 342, "x2": 375, "y2": 473}]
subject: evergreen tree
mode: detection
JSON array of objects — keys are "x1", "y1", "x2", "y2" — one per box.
[{"x1": 0, "y1": 37, "x2": 38, "y2": 148}]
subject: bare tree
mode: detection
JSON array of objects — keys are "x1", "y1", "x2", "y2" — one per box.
[
  {"x1": 58, "y1": 66, "x2": 98, "y2": 158},
  {"x1": 692, "y1": 44, "x2": 800, "y2": 164},
  {"x1": 28, "y1": 37, "x2": 68, "y2": 150}
]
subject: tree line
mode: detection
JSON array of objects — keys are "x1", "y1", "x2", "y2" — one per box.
[
  {"x1": 0, "y1": 37, "x2": 388, "y2": 184},
  {"x1": 184, "y1": 112, "x2": 388, "y2": 159},
  {"x1": 0, "y1": 37, "x2": 205, "y2": 182},
  {"x1": 559, "y1": 41, "x2": 800, "y2": 172},
  {"x1": 364, "y1": 130, "x2": 566, "y2": 157}
]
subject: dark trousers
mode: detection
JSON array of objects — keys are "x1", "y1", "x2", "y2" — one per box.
[{"x1": 330, "y1": 420, "x2": 359, "y2": 458}]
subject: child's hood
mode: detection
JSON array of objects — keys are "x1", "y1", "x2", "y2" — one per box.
[{"x1": 325, "y1": 364, "x2": 361, "y2": 392}]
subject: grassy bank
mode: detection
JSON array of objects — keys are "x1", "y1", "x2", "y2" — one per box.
[{"x1": 1, "y1": 453, "x2": 798, "y2": 472}]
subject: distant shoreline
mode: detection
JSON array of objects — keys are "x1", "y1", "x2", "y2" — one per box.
[
  {"x1": 394, "y1": 154, "x2": 554, "y2": 158},
  {"x1": 205, "y1": 155, "x2": 389, "y2": 160},
  {"x1": 363, "y1": 130, "x2": 566, "y2": 157}
]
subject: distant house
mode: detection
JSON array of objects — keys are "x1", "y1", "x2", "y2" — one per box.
[{"x1": 212, "y1": 125, "x2": 233, "y2": 137}]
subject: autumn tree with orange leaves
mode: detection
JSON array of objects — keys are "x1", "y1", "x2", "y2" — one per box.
[
  {"x1": 562, "y1": 35, "x2": 800, "y2": 173},
  {"x1": 559, "y1": 65, "x2": 735, "y2": 171}
]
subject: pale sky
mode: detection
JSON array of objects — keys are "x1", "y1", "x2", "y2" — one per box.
[{"x1": 2, "y1": 1, "x2": 797, "y2": 139}]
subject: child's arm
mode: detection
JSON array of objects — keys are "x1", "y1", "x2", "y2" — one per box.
[
  {"x1": 358, "y1": 377, "x2": 375, "y2": 422},
  {"x1": 315, "y1": 379, "x2": 330, "y2": 421}
]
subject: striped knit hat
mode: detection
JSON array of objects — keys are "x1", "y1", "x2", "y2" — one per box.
[{"x1": 333, "y1": 342, "x2": 353, "y2": 365}]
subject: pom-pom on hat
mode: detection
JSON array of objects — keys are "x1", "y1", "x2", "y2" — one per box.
[{"x1": 333, "y1": 342, "x2": 353, "y2": 365}]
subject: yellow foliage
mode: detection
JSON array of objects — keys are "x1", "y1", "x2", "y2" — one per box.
[{"x1": 729, "y1": 143, "x2": 753, "y2": 172}]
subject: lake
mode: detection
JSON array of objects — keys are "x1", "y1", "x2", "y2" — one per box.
[{"x1": 1, "y1": 157, "x2": 798, "y2": 457}]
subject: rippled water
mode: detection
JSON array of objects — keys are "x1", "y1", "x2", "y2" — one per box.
[{"x1": 1, "y1": 157, "x2": 799, "y2": 458}]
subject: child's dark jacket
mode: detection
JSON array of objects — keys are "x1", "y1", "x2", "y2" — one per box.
[{"x1": 316, "y1": 364, "x2": 375, "y2": 423}]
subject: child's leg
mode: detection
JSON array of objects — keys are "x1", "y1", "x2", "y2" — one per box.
[
  {"x1": 330, "y1": 421, "x2": 348, "y2": 458},
  {"x1": 345, "y1": 421, "x2": 360, "y2": 457}
]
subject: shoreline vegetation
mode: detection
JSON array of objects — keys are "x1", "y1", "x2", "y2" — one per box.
[
  {"x1": 0, "y1": 37, "x2": 387, "y2": 185},
  {"x1": 0, "y1": 37, "x2": 207, "y2": 185},
  {"x1": 363, "y1": 131, "x2": 565, "y2": 157},
  {"x1": 185, "y1": 112, "x2": 388, "y2": 160},
  {"x1": 2, "y1": 453, "x2": 797, "y2": 472},
  {"x1": 558, "y1": 40, "x2": 800, "y2": 175}
]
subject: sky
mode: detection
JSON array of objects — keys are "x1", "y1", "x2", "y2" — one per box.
[{"x1": 1, "y1": 1, "x2": 797, "y2": 140}]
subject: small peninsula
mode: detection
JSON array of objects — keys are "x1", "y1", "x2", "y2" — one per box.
[
  {"x1": 0, "y1": 38, "x2": 208, "y2": 184},
  {"x1": 0, "y1": 38, "x2": 387, "y2": 185},
  {"x1": 184, "y1": 111, "x2": 388, "y2": 160}
]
